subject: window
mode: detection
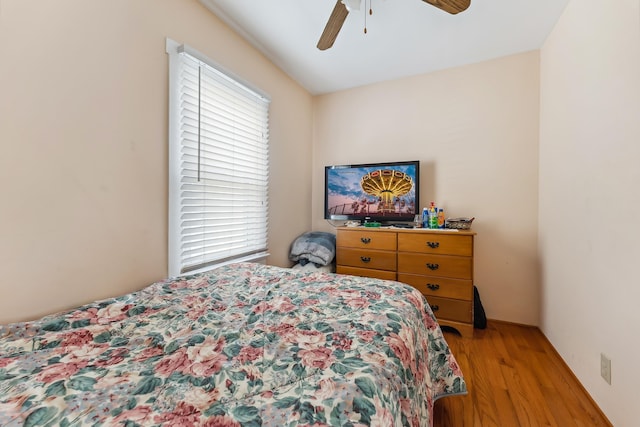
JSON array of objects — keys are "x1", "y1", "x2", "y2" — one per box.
[{"x1": 167, "y1": 40, "x2": 270, "y2": 277}]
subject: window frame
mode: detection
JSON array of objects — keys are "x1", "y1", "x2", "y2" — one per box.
[{"x1": 166, "y1": 39, "x2": 270, "y2": 277}]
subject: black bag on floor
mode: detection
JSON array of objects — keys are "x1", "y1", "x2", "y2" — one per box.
[{"x1": 473, "y1": 286, "x2": 487, "y2": 329}]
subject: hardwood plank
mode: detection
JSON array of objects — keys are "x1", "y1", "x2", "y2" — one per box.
[{"x1": 434, "y1": 321, "x2": 612, "y2": 427}]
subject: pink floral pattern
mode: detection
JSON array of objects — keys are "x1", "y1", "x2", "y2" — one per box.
[{"x1": 0, "y1": 263, "x2": 466, "y2": 426}]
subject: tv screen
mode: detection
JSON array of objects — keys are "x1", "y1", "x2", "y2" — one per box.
[{"x1": 324, "y1": 160, "x2": 420, "y2": 223}]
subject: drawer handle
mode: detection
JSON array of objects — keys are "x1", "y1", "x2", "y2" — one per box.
[
  {"x1": 360, "y1": 256, "x2": 371, "y2": 263},
  {"x1": 427, "y1": 241, "x2": 440, "y2": 249},
  {"x1": 426, "y1": 263, "x2": 439, "y2": 270},
  {"x1": 427, "y1": 283, "x2": 440, "y2": 291},
  {"x1": 430, "y1": 305, "x2": 440, "y2": 312},
  {"x1": 360, "y1": 237, "x2": 371, "y2": 244}
]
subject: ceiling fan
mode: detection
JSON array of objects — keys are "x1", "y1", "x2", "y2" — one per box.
[{"x1": 317, "y1": 0, "x2": 471, "y2": 50}]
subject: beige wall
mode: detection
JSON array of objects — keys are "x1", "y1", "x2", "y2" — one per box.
[
  {"x1": 0, "y1": 0, "x2": 313, "y2": 324},
  {"x1": 539, "y1": 0, "x2": 640, "y2": 425},
  {"x1": 312, "y1": 52, "x2": 541, "y2": 325}
]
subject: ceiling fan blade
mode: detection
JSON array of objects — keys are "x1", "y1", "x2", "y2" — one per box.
[
  {"x1": 422, "y1": 0, "x2": 471, "y2": 14},
  {"x1": 317, "y1": 0, "x2": 349, "y2": 51}
]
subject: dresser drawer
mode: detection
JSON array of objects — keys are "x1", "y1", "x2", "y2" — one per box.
[
  {"x1": 337, "y1": 265, "x2": 397, "y2": 281},
  {"x1": 398, "y1": 274, "x2": 473, "y2": 301},
  {"x1": 426, "y1": 296, "x2": 473, "y2": 323},
  {"x1": 337, "y1": 248, "x2": 397, "y2": 271},
  {"x1": 398, "y1": 233, "x2": 473, "y2": 256},
  {"x1": 398, "y1": 253, "x2": 472, "y2": 279},
  {"x1": 337, "y1": 230, "x2": 397, "y2": 251}
]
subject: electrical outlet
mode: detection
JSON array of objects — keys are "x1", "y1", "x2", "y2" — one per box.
[{"x1": 600, "y1": 353, "x2": 612, "y2": 385}]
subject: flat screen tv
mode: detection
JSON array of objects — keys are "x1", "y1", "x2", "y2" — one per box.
[{"x1": 324, "y1": 160, "x2": 420, "y2": 224}]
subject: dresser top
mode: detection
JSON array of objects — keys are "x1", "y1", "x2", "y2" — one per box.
[{"x1": 337, "y1": 226, "x2": 476, "y2": 236}]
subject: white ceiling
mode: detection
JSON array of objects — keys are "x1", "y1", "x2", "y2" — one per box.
[{"x1": 200, "y1": 0, "x2": 569, "y2": 95}]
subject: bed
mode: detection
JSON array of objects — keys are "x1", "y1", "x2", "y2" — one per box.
[{"x1": 0, "y1": 262, "x2": 466, "y2": 426}]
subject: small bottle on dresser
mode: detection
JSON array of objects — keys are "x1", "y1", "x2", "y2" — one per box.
[
  {"x1": 422, "y1": 207, "x2": 429, "y2": 228},
  {"x1": 437, "y1": 208, "x2": 445, "y2": 228},
  {"x1": 428, "y1": 202, "x2": 438, "y2": 229}
]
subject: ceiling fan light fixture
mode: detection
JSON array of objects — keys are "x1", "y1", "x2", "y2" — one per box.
[
  {"x1": 341, "y1": 0, "x2": 361, "y2": 12},
  {"x1": 319, "y1": 0, "x2": 470, "y2": 51}
]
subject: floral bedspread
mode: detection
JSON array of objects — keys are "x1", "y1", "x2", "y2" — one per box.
[{"x1": 0, "y1": 263, "x2": 466, "y2": 426}]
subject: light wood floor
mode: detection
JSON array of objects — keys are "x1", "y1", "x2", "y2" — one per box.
[{"x1": 433, "y1": 321, "x2": 612, "y2": 427}]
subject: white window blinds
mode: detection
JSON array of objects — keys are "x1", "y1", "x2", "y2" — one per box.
[{"x1": 167, "y1": 41, "x2": 270, "y2": 276}]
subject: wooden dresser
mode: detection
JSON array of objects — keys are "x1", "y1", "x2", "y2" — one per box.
[{"x1": 336, "y1": 227, "x2": 476, "y2": 337}]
